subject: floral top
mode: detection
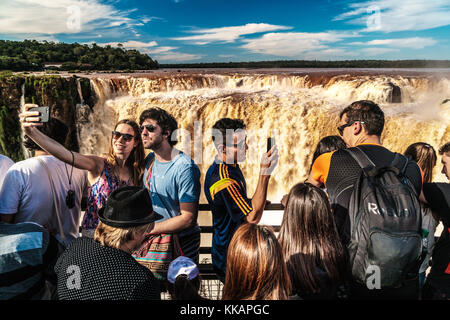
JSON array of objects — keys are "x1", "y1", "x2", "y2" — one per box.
[{"x1": 82, "y1": 160, "x2": 132, "y2": 230}]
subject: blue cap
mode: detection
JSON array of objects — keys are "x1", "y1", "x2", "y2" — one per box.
[{"x1": 167, "y1": 256, "x2": 199, "y2": 284}]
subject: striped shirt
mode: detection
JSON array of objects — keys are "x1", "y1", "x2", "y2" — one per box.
[
  {"x1": 204, "y1": 160, "x2": 253, "y2": 276},
  {"x1": 0, "y1": 222, "x2": 58, "y2": 300}
]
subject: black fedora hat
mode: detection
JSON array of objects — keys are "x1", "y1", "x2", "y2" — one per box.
[{"x1": 98, "y1": 186, "x2": 163, "y2": 228}]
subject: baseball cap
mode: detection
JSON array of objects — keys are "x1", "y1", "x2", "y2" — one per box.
[{"x1": 168, "y1": 256, "x2": 199, "y2": 284}]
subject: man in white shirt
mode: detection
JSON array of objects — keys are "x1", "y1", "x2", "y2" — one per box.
[
  {"x1": 0, "y1": 118, "x2": 88, "y2": 246},
  {"x1": 0, "y1": 154, "x2": 14, "y2": 188}
]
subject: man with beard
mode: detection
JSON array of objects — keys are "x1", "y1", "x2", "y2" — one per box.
[{"x1": 138, "y1": 108, "x2": 201, "y2": 263}]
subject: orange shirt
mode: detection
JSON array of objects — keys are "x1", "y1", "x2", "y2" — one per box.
[{"x1": 310, "y1": 143, "x2": 423, "y2": 187}]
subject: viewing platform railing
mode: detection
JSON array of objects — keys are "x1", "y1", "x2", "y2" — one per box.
[{"x1": 197, "y1": 203, "x2": 284, "y2": 280}]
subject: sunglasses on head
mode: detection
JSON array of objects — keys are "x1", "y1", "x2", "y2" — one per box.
[
  {"x1": 337, "y1": 120, "x2": 365, "y2": 136},
  {"x1": 112, "y1": 131, "x2": 134, "y2": 142},
  {"x1": 140, "y1": 124, "x2": 156, "y2": 133}
]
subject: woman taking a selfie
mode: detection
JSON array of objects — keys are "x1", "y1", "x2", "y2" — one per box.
[{"x1": 20, "y1": 104, "x2": 145, "y2": 237}]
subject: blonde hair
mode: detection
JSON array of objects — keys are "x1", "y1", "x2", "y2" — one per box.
[{"x1": 94, "y1": 221, "x2": 151, "y2": 250}]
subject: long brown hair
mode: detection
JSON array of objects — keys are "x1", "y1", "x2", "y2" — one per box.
[
  {"x1": 278, "y1": 183, "x2": 347, "y2": 296},
  {"x1": 106, "y1": 119, "x2": 145, "y2": 186},
  {"x1": 223, "y1": 224, "x2": 291, "y2": 300},
  {"x1": 404, "y1": 142, "x2": 437, "y2": 183}
]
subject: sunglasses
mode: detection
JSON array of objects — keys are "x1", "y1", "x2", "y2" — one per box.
[
  {"x1": 112, "y1": 131, "x2": 134, "y2": 142},
  {"x1": 337, "y1": 120, "x2": 365, "y2": 136},
  {"x1": 140, "y1": 124, "x2": 156, "y2": 133}
]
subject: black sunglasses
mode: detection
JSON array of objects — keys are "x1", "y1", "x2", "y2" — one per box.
[
  {"x1": 140, "y1": 124, "x2": 156, "y2": 133},
  {"x1": 112, "y1": 131, "x2": 134, "y2": 142},
  {"x1": 337, "y1": 120, "x2": 365, "y2": 136}
]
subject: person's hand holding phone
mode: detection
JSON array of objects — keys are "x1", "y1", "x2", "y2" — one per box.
[
  {"x1": 19, "y1": 104, "x2": 49, "y2": 131},
  {"x1": 260, "y1": 144, "x2": 278, "y2": 176}
]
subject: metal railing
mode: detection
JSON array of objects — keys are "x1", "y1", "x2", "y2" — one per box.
[{"x1": 197, "y1": 203, "x2": 283, "y2": 280}]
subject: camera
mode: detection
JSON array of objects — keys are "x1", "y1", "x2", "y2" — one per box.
[{"x1": 66, "y1": 189, "x2": 75, "y2": 209}]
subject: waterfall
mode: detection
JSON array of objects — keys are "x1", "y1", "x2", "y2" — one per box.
[
  {"x1": 76, "y1": 78, "x2": 84, "y2": 105},
  {"x1": 78, "y1": 72, "x2": 450, "y2": 202},
  {"x1": 75, "y1": 78, "x2": 92, "y2": 146}
]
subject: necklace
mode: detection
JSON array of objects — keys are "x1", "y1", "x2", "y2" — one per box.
[{"x1": 113, "y1": 164, "x2": 132, "y2": 185}]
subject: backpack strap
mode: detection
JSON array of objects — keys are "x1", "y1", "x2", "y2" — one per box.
[
  {"x1": 345, "y1": 146, "x2": 376, "y2": 170},
  {"x1": 391, "y1": 152, "x2": 410, "y2": 175}
]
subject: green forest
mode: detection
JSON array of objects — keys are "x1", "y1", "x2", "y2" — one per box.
[
  {"x1": 0, "y1": 39, "x2": 159, "y2": 71},
  {"x1": 1, "y1": 40, "x2": 449, "y2": 71}
]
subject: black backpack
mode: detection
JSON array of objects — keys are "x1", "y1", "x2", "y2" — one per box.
[{"x1": 345, "y1": 147, "x2": 422, "y2": 289}]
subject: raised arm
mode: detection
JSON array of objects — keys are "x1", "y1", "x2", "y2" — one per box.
[
  {"x1": 20, "y1": 104, "x2": 105, "y2": 177},
  {"x1": 246, "y1": 146, "x2": 279, "y2": 224}
]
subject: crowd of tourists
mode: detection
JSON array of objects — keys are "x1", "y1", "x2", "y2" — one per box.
[{"x1": 0, "y1": 100, "x2": 449, "y2": 300}]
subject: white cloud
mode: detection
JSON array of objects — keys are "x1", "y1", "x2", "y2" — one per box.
[
  {"x1": 240, "y1": 31, "x2": 358, "y2": 57},
  {"x1": 100, "y1": 41, "x2": 158, "y2": 49},
  {"x1": 172, "y1": 23, "x2": 292, "y2": 44},
  {"x1": 0, "y1": 0, "x2": 143, "y2": 36},
  {"x1": 97, "y1": 40, "x2": 200, "y2": 63},
  {"x1": 334, "y1": 0, "x2": 450, "y2": 32},
  {"x1": 153, "y1": 52, "x2": 203, "y2": 62},
  {"x1": 360, "y1": 47, "x2": 399, "y2": 55},
  {"x1": 145, "y1": 46, "x2": 179, "y2": 54},
  {"x1": 349, "y1": 37, "x2": 437, "y2": 49}
]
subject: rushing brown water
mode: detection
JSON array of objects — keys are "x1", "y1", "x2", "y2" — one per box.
[{"x1": 75, "y1": 70, "x2": 450, "y2": 202}]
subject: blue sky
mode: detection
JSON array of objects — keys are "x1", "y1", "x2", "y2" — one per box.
[{"x1": 0, "y1": 0, "x2": 449, "y2": 63}]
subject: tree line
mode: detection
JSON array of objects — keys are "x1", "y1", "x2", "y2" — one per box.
[
  {"x1": 0, "y1": 40, "x2": 159, "y2": 71},
  {"x1": 161, "y1": 60, "x2": 450, "y2": 69}
]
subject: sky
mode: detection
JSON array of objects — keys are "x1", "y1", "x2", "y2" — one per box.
[{"x1": 0, "y1": 0, "x2": 449, "y2": 63}]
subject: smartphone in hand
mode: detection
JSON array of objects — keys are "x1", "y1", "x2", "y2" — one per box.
[
  {"x1": 267, "y1": 137, "x2": 275, "y2": 153},
  {"x1": 28, "y1": 106, "x2": 50, "y2": 122}
]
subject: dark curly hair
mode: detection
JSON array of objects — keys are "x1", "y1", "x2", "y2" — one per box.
[
  {"x1": 439, "y1": 142, "x2": 450, "y2": 155},
  {"x1": 339, "y1": 100, "x2": 385, "y2": 136},
  {"x1": 311, "y1": 135, "x2": 347, "y2": 165},
  {"x1": 211, "y1": 118, "x2": 246, "y2": 147},
  {"x1": 139, "y1": 107, "x2": 178, "y2": 146}
]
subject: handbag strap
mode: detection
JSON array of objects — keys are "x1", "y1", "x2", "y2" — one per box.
[
  {"x1": 172, "y1": 233, "x2": 184, "y2": 257},
  {"x1": 144, "y1": 155, "x2": 155, "y2": 190},
  {"x1": 37, "y1": 157, "x2": 66, "y2": 244},
  {"x1": 145, "y1": 155, "x2": 183, "y2": 256}
]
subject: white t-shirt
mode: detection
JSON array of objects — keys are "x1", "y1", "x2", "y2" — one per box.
[
  {"x1": 0, "y1": 154, "x2": 14, "y2": 188},
  {"x1": 0, "y1": 155, "x2": 89, "y2": 246}
]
